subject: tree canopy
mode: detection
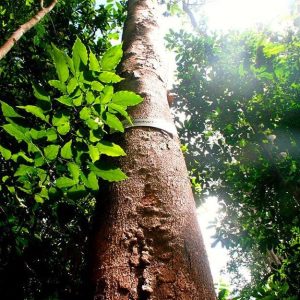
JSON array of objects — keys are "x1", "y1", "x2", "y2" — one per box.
[{"x1": 167, "y1": 12, "x2": 300, "y2": 299}]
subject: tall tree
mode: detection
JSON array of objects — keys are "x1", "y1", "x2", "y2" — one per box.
[{"x1": 90, "y1": 0, "x2": 215, "y2": 299}]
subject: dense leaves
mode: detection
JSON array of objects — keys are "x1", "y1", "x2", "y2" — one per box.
[
  {"x1": 0, "y1": 0, "x2": 126, "y2": 105},
  {"x1": 167, "y1": 25, "x2": 300, "y2": 299},
  {"x1": 1, "y1": 37, "x2": 140, "y2": 199}
]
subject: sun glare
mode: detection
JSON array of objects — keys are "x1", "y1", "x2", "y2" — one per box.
[{"x1": 203, "y1": 0, "x2": 292, "y2": 31}]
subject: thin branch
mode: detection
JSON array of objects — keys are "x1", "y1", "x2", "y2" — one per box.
[
  {"x1": 182, "y1": 1, "x2": 198, "y2": 30},
  {"x1": 0, "y1": 0, "x2": 58, "y2": 61}
]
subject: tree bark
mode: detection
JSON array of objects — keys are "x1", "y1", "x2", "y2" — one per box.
[{"x1": 90, "y1": 0, "x2": 216, "y2": 299}]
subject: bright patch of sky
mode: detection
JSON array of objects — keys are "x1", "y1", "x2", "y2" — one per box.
[
  {"x1": 96, "y1": 0, "x2": 107, "y2": 7},
  {"x1": 197, "y1": 197, "x2": 231, "y2": 286},
  {"x1": 203, "y1": 0, "x2": 292, "y2": 32}
]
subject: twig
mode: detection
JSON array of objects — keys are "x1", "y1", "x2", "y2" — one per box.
[
  {"x1": 0, "y1": 0, "x2": 58, "y2": 60},
  {"x1": 182, "y1": 1, "x2": 198, "y2": 30}
]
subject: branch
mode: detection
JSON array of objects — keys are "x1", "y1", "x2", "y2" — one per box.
[
  {"x1": 182, "y1": 1, "x2": 198, "y2": 30},
  {"x1": 0, "y1": 0, "x2": 58, "y2": 60}
]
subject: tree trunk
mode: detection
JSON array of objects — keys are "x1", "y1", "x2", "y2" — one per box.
[{"x1": 90, "y1": 0, "x2": 216, "y2": 299}]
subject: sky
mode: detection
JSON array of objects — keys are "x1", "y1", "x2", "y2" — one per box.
[
  {"x1": 197, "y1": 197, "x2": 232, "y2": 286},
  {"x1": 203, "y1": 0, "x2": 292, "y2": 32}
]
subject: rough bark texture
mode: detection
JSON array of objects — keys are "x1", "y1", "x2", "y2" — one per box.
[{"x1": 90, "y1": 0, "x2": 216, "y2": 299}]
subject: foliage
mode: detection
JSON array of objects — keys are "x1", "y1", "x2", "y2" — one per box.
[
  {"x1": 167, "y1": 26, "x2": 300, "y2": 298},
  {"x1": 0, "y1": 1, "x2": 135, "y2": 299},
  {"x1": 1, "y1": 37, "x2": 143, "y2": 204},
  {"x1": 0, "y1": 0, "x2": 126, "y2": 105},
  {"x1": 0, "y1": 37, "x2": 142, "y2": 299},
  {"x1": 217, "y1": 282, "x2": 231, "y2": 300}
]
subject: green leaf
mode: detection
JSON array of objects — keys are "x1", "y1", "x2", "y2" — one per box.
[
  {"x1": 108, "y1": 103, "x2": 132, "y2": 124},
  {"x1": 2, "y1": 176, "x2": 9, "y2": 183},
  {"x1": 40, "y1": 188, "x2": 49, "y2": 200},
  {"x1": 34, "y1": 153, "x2": 46, "y2": 167},
  {"x1": 86, "y1": 91, "x2": 95, "y2": 104},
  {"x1": 67, "y1": 162, "x2": 80, "y2": 182},
  {"x1": 34, "y1": 194, "x2": 44, "y2": 203},
  {"x1": 112, "y1": 91, "x2": 143, "y2": 106},
  {"x1": 48, "y1": 187, "x2": 58, "y2": 197},
  {"x1": 91, "y1": 81, "x2": 104, "y2": 92},
  {"x1": 56, "y1": 177, "x2": 76, "y2": 188},
  {"x1": 85, "y1": 119, "x2": 99, "y2": 130},
  {"x1": 169, "y1": 2, "x2": 182, "y2": 15},
  {"x1": 27, "y1": 142, "x2": 40, "y2": 154},
  {"x1": 88, "y1": 145, "x2": 100, "y2": 162},
  {"x1": 57, "y1": 122, "x2": 70, "y2": 135},
  {"x1": 263, "y1": 43, "x2": 286, "y2": 57},
  {"x1": 87, "y1": 171, "x2": 99, "y2": 190},
  {"x1": 18, "y1": 105, "x2": 48, "y2": 122},
  {"x1": 108, "y1": 32, "x2": 119, "y2": 40},
  {"x1": 0, "y1": 101, "x2": 22, "y2": 118},
  {"x1": 73, "y1": 38, "x2": 88, "y2": 71},
  {"x1": 61, "y1": 140, "x2": 72, "y2": 159},
  {"x1": 52, "y1": 112, "x2": 69, "y2": 127},
  {"x1": 80, "y1": 171, "x2": 90, "y2": 188},
  {"x1": 105, "y1": 112, "x2": 124, "y2": 132},
  {"x1": 79, "y1": 107, "x2": 91, "y2": 120},
  {"x1": 72, "y1": 94, "x2": 83, "y2": 106},
  {"x1": 89, "y1": 51, "x2": 101, "y2": 72},
  {"x1": 44, "y1": 145, "x2": 60, "y2": 160},
  {"x1": 48, "y1": 80, "x2": 67, "y2": 93},
  {"x1": 99, "y1": 71, "x2": 123, "y2": 83},
  {"x1": 90, "y1": 162, "x2": 127, "y2": 182},
  {"x1": 51, "y1": 43, "x2": 69, "y2": 83},
  {"x1": 14, "y1": 165, "x2": 36, "y2": 177},
  {"x1": 52, "y1": 112, "x2": 70, "y2": 134},
  {"x1": 66, "y1": 54, "x2": 75, "y2": 75},
  {"x1": 46, "y1": 128, "x2": 57, "y2": 142},
  {"x1": 67, "y1": 77, "x2": 78, "y2": 94},
  {"x1": 101, "y1": 44, "x2": 123, "y2": 71},
  {"x1": 100, "y1": 86, "x2": 113, "y2": 104},
  {"x1": 89, "y1": 130, "x2": 102, "y2": 142},
  {"x1": 56, "y1": 95, "x2": 73, "y2": 106},
  {"x1": 11, "y1": 152, "x2": 33, "y2": 163},
  {"x1": 32, "y1": 84, "x2": 50, "y2": 102},
  {"x1": 30, "y1": 129, "x2": 47, "y2": 140},
  {"x1": 2, "y1": 124, "x2": 30, "y2": 142},
  {"x1": 7, "y1": 186, "x2": 16, "y2": 194},
  {"x1": 97, "y1": 141, "x2": 126, "y2": 157},
  {"x1": 0, "y1": 145, "x2": 12, "y2": 159}
]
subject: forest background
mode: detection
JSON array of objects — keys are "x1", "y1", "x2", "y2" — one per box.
[{"x1": 0, "y1": 0, "x2": 299, "y2": 299}]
